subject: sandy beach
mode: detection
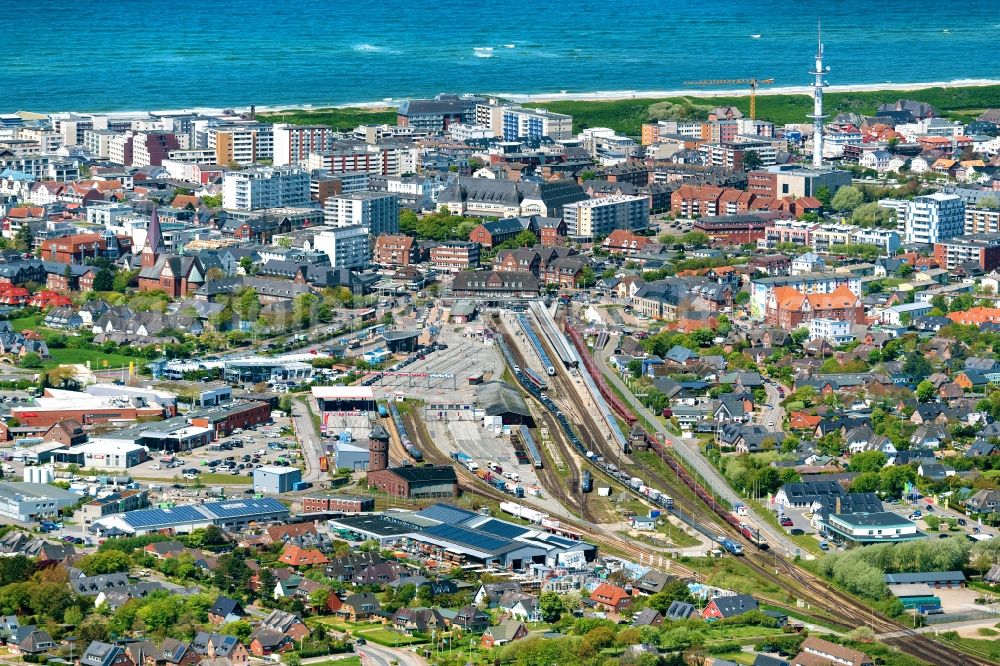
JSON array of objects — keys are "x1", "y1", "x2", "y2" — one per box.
[{"x1": 43, "y1": 78, "x2": 1000, "y2": 118}]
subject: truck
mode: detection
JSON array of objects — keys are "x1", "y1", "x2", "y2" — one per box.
[
  {"x1": 319, "y1": 456, "x2": 329, "y2": 472},
  {"x1": 451, "y1": 452, "x2": 473, "y2": 464}
]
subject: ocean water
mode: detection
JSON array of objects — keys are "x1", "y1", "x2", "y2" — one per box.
[{"x1": 4, "y1": 0, "x2": 1000, "y2": 113}]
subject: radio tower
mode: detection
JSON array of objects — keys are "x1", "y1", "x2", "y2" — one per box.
[{"x1": 809, "y1": 21, "x2": 828, "y2": 168}]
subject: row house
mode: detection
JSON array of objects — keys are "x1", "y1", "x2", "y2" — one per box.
[
  {"x1": 39, "y1": 233, "x2": 107, "y2": 264},
  {"x1": 601, "y1": 229, "x2": 655, "y2": 256}
]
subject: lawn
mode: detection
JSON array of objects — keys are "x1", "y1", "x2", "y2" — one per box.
[
  {"x1": 260, "y1": 107, "x2": 397, "y2": 131},
  {"x1": 193, "y1": 473, "x2": 253, "y2": 485},
  {"x1": 10, "y1": 314, "x2": 42, "y2": 331},
  {"x1": 44, "y1": 347, "x2": 145, "y2": 370},
  {"x1": 356, "y1": 627, "x2": 427, "y2": 646},
  {"x1": 302, "y1": 658, "x2": 360, "y2": 666},
  {"x1": 938, "y1": 634, "x2": 1000, "y2": 661}
]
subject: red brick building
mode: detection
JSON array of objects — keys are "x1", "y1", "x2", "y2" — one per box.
[
  {"x1": 589, "y1": 583, "x2": 632, "y2": 612},
  {"x1": 301, "y1": 494, "x2": 375, "y2": 513},
  {"x1": 39, "y1": 233, "x2": 107, "y2": 264},
  {"x1": 430, "y1": 241, "x2": 480, "y2": 272},
  {"x1": 602, "y1": 229, "x2": 654, "y2": 256},
  {"x1": 366, "y1": 465, "x2": 458, "y2": 499},
  {"x1": 766, "y1": 285, "x2": 865, "y2": 331},
  {"x1": 373, "y1": 234, "x2": 418, "y2": 266},
  {"x1": 188, "y1": 401, "x2": 271, "y2": 439}
]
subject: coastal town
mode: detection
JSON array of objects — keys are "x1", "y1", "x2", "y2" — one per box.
[{"x1": 1, "y1": 35, "x2": 1000, "y2": 666}]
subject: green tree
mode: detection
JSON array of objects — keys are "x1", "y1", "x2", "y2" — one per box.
[
  {"x1": 576, "y1": 266, "x2": 597, "y2": 288},
  {"x1": 79, "y1": 549, "x2": 131, "y2": 575},
  {"x1": 113, "y1": 269, "x2": 139, "y2": 292},
  {"x1": 831, "y1": 185, "x2": 864, "y2": 213},
  {"x1": 848, "y1": 451, "x2": 887, "y2": 474},
  {"x1": 513, "y1": 229, "x2": 539, "y2": 247},
  {"x1": 239, "y1": 256, "x2": 254, "y2": 275},
  {"x1": 852, "y1": 202, "x2": 896, "y2": 228},
  {"x1": 538, "y1": 591, "x2": 565, "y2": 623},
  {"x1": 815, "y1": 185, "x2": 832, "y2": 207},
  {"x1": 19, "y1": 352, "x2": 43, "y2": 369},
  {"x1": 14, "y1": 224, "x2": 33, "y2": 251},
  {"x1": 742, "y1": 150, "x2": 763, "y2": 171},
  {"x1": 896, "y1": 263, "x2": 915, "y2": 278},
  {"x1": 977, "y1": 195, "x2": 1000, "y2": 211},
  {"x1": 915, "y1": 379, "x2": 935, "y2": 402},
  {"x1": 92, "y1": 269, "x2": 115, "y2": 291}
]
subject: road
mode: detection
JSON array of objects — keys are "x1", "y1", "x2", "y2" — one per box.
[
  {"x1": 757, "y1": 381, "x2": 785, "y2": 430},
  {"x1": 291, "y1": 396, "x2": 324, "y2": 483},
  {"x1": 595, "y1": 336, "x2": 805, "y2": 558},
  {"x1": 357, "y1": 644, "x2": 428, "y2": 666}
]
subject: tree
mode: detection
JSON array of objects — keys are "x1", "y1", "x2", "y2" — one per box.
[
  {"x1": 895, "y1": 262, "x2": 914, "y2": 278},
  {"x1": 92, "y1": 268, "x2": 115, "y2": 292},
  {"x1": 978, "y1": 196, "x2": 1000, "y2": 211},
  {"x1": 915, "y1": 379, "x2": 935, "y2": 402},
  {"x1": 19, "y1": 352, "x2": 43, "y2": 369},
  {"x1": 538, "y1": 591, "x2": 565, "y2": 623},
  {"x1": 239, "y1": 256, "x2": 254, "y2": 275},
  {"x1": 848, "y1": 451, "x2": 886, "y2": 474},
  {"x1": 742, "y1": 150, "x2": 763, "y2": 171},
  {"x1": 202, "y1": 194, "x2": 223, "y2": 208},
  {"x1": 576, "y1": 266, "x2": 596, "y2": 288},
  {"x1": 814, "y1": 185, "x2": 832, "y2": 207},
  {"x1": 831, "y1": 185, "x2": 864, "y2": 213},
  {"x1": 513, "y1": 229, "x2": 539, "y2": 247},
  {"x1": 645, "y1": 580, "x2": 694, "y2": 613},
  {"x1": 903, "y1": 353, "x2": 933, "y2": 382},
  {"x1": 14, "y1": 224, "x2": 33, "y2": 251},
  {"x1": 853, "y1": 202, "x2": 896, "y2": 228},
  {"x1": 79, "y1": 550, "x2": 131, "y2": 575},
  {"x1": 113, "y1": 269, "x2": 139, "y2": 292}
]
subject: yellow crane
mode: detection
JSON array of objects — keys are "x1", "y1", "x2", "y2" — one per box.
[{"x1": 682, "y1": 77, "x2": 775, "y2": 120}]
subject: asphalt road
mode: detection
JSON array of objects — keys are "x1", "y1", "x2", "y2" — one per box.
[
  {"x1": 357, "y1": 644, "x2": 428, "y2": 666},
  {"x1": 595, "y1": 335, "x2": 804, "y2": 557},
  {"x1": 291, "y1": 396, "x2": 324, "y2": 483}
]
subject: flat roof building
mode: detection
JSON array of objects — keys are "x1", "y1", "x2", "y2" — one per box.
[
  {"x1": 254, "y1": 466, "x2": 302, "y2": 494},
  {"x1": 92, "y1": 497, "x2": 290, "y2": 535},
  {"x1": 0, "y1": 482, "x2": 82, "y2": 522}
]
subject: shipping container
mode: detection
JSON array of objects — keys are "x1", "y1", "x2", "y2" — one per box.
[
  {"x1": 319, "y1": 456, "x2": 329, "y2": 472},
  {"x1": 292, "y1": 481, "x2": 313, "y2": 491}
]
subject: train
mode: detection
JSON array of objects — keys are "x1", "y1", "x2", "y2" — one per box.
[
  {"x1": 377, "y1": 403, "x2": 389, "y2": 418},
  {"x1": 522, "y1": 367, "x2": 548, "y2": 391},
  {"x1": 739, "y1": 522, "x2": 769, "y2": 550},
  {"x1": 565, "y1": 323, "x2": 637, "y2": 426},
  {"x1": 581, "y1": 470, "x2": 593, "y2": 493},
  {"x1": 516, "y1": 425, "x2": 544, "y2": 469},
  {"x1": 388, "y1": 402, "x2": 423, "y2": 462},
  {"x1": 517, "y1": 314, "x2": 557, "y2": 376},
  {"x1": 718, "y1": 536, "x2": 744, "y2": 556}
]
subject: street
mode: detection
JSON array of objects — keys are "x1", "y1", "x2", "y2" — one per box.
[
  {"x1": 291, "y1": 396, "x2": 324, "y2": 483},
  {"x1": 357, "y1": 644, "x2": 428, "y2": 666}
]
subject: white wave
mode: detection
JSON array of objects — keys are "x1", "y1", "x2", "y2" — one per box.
[
  {"x1": 751, "y1": 34, "x2": 762, "y2": 39},
  {"x1": 473, "y1": 47, "x2": 494, "y2": 58},
  {"x1": 502, "y1": 43, "x2": 516, "y2": 48},
  {"x1": 353, "y1": 43, "x2": 382, "y2": 53}
]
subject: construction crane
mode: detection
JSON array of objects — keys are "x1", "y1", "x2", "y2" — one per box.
[{"x1": 682, "y1": 77, "x2": 774, "y2": 120}]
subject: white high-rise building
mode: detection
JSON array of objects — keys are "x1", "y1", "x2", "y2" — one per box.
[
  {"x1": 222, "y1": 167, "x2": 310, "y2": 211},
  {"x1": 323, "y1": 192, "x2": 399, "y2": 236},
  {"x1": 903, "y1": 193, "x2": 965, "y2": 245},
  {"x1": 313, "y1": 225, "x2": 370, "y2": 269},
  {"x1": 563, "y1": 195, "x2": 649, "y2": 241}
]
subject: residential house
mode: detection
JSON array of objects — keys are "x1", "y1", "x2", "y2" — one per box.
[
  {"x1": 665, "y1": 600, "x2": 697, "y2": 621},
  {"x1": 208, "y1": 596, "x2": 245, "y2": 625},
  {"x1": 391, "y1": 608, "x2": 445, "y2": 635},
  {"x1": 792, "y1": 636, "x2": 874, "y2": 666},
  {"x1": 965, "y1": 489, "x2": 1000, "y2": 514},
  {"x1": 10, "y1": 626, "x2": 55, "y2": 655},
  {"x1": 631, "y1": 608, "x2": 663, "y2": 627},
  {"x1": 452, "y1": 604, "x2": 490, "y2": 632},
  {"x1": 474, "y1": 582, "x2": 522, "y2": 607},
  {"x1": 337, "y1": 592, "x2": 381, "y2": 622},
  {"x1": 589, "y1": 582, "x2": 633, "y2": 613},
  {"x1": 481, "y1": 620, "x2": 528, "y2": 648},
  {"x1": 277, "y1": 544, "x2": 329, "y2": 568},
  {"x1": 258, "y1": 610, "x2": 309, "y2": 642},
  {"x1": 81, "y1": 641, "x2": 130, "y2": 666},
  {"x1": 702, "y1": 594, "x2": 758, "y2": 620}
]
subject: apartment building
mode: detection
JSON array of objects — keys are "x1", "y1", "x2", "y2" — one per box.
[
  {"x1": 222, "y1": 167, "x2": 310, "y2": 211},
  {"x1": 397, "y1": 95, "x2": 481, "y2": 130},
  {"x1": 314, "y1": 225, "x2": 370, "y2": 269},
  {"x1": 323, "y1": 192, "x2": 399, "y2": 236},
  {"x1": 562, "y1": 195, "x2": 649, "y2": 241},
  {"x1": 903, "y1": 193, "x2": 965, "y2": 244},
  {"x1": 965, "y1": 207, "x2": 1000, "y2": 234},
  {"x1": 130, "y1": 131, "x2": 180, "y2": 167},
  {"x1": 373, "y1": 234, "x2": 418, "y2": 266},
  {"x1": 206, "y1": 124, "x2": 273, "y2": 165},
  {"x1": 702, "y1": 139, "x2": 776, "y2": 170},
  {"x1": 16, "y1": 127, "x2": 62, "y2": 153},
  {"x1": 501, "y1": 107, "x2": 573, "y2": 141},
  {"x1": 933, "y1": 234, "x2": 1000, "y2": 271},
  {"x1": 307, "y1": 145, "x2": 379, "y2": 174},
  {"x1": 272, "y1": 124, "x2": 337, "y2": 166},
  {"x1": 750, "y1": 272, "x2": 862, "y2": 319},
  {"x1": 430, "y1": 241, "x2": 480, "y2": 272}
]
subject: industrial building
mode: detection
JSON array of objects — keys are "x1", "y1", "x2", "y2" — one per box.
[
  {"x1": 313, "y1": 386, "x2": 376, "y2": 434},
  {"x1": 91, "y1": 497, "x2": 290, "y2": 535},
  {"x1": 223, "y1": 357, "x2": 314, "y2": 384},
  {"x1": 253, "y1": 466, "x2": 302, "y2": 494},
  {"x1": 188, "y1": 401, "x2": 272, "y2": 438},
  {"x1": 382, "y1": 330, "x2": 421, "y2": 354},
  {"x1": 326, "y1": 503, "x2": 597, "y2": 569},
  {"x1": 89, "y1": 417, "x2": 214, "y2": 453},
  {"x1": 476, "y1": 381, "x2": 533, "y2": 426},
  {"x1": 301, "y1": 494, "x2": 375, "y2": 513},
  {"x1": 366, "y1": 465, "x2": 458, "y2": 499},
  {"x1": 0, "y1": 482, "x2": 82, "y2": 522}
]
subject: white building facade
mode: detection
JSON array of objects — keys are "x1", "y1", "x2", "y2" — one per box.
[
  {"x1": 222, "y1": 167, "x2": 310, "y2": 211},
  {"x1": 314, "y1": 225, "x2": 370, "y2": 269}
]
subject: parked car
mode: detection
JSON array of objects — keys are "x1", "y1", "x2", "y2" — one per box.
[{"x1": 780, "y1": 516, "x2": 793, "y2": 527}]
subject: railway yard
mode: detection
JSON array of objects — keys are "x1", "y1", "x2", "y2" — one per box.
[{"x1": 366, "y1": 300, "x2": 998, "y2": 666}]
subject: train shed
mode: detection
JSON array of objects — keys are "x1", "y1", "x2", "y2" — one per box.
[{"x1": 476, "y1": 381, "x2": 533, "y2": 426}]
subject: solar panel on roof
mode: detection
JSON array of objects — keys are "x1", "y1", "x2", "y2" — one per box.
[
  {"x1": 422, "y1": 523, "x2": 514, "y2": 553},
  {"x1": 416, "y1": 504, "x2": 478, "y2": 525},
  {"x1": 476, "y1": 519, "x2": 530, "y2": 540}
]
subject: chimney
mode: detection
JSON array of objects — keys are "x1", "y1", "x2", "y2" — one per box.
[
  {"x1": 250, "y1": 105, "x2": 256, "y2": 120},
  {"x1": 835, "y1": 495, "x2": 841, "y2": 515}
]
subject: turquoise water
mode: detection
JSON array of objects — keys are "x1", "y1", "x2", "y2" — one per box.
[{"x1": 4, "y1": 0, "x2": 1000, "y2": 112}]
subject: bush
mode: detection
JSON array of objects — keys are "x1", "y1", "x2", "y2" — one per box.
[
  {"x1": 754, "y1": 634, "x2": 805, "y2": 656},
  {"x1": 707, "y1": 641, "x2": 743, "y2": 655}
]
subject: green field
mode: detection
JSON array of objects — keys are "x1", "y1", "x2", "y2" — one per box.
[
  {"x1": 356, "y1": 627, "x2": 427, "y2": 646},
  {"x1": 10, "y1": 314, "x2": 42, "y2": 331},
  {"x1": 302, "y1": 658, "x2": 361, "y2": 666},
  {"x1": 265, "y1": 84, "x2": 1000, "y2": 137},
  {"x1": 44, "y1": 347, "x2": 144, "y2": 370},
  {"x1": 260, "y1": 107, "x2": 397, "y2": 130}
]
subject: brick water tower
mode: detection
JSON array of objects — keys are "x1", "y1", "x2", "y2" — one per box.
[{"x1": 368, "y1": 422, "x2": 390, "y2": 472}]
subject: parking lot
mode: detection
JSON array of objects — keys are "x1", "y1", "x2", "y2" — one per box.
[{"x1": 127, "y1": 411, "x2": 299, "y2": 484}]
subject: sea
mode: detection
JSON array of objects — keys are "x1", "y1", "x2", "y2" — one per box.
[{"x1": 4, "y1": 0, "x2": 1000, "y2": 113}]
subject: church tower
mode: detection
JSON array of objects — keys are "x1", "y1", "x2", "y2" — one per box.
[
  {"x1": 141, "y1": 206, "x2": 165, "y2": 268},
  {"x1": 368, "y1": 422, "x2": 390, "y2": 472}
]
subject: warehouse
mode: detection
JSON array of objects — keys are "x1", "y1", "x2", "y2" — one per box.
[
  {"x1": 476, "y1": 381, "x2": 533, "y2": 426},
  {"x1": 382, "y1": 330, "x2": 420, "y2": 354},
  {"x1": 313, "y1": 386, "x2": 376, "y2": 435},
  {"x1": 56, "y1": 440, "x2": 148, "y2": 469},
  {"x1": 253, "y1": 466, "x2": 302, "y2": 494},
  {"x1": 0, "y1": 482, "x2": 82, "y2": 523},
  {"x1": 326, "y1": 513, "x2": 423, "y2": 546},
  {"x1": 366, "y1": 465, "x2": 458, "y2": 499},
  {"x1": 89, "y1": 418, "x2": 214, "y2": 453},
  {"x1": 92, "y1": 497, "x2": 290, "y2": 535},
  {"x1": 301, "y1": 494, "x2": 375, "y2": 514},
  {"x1": 188, "y1": 401, "x2": 272, "y2": 438}
]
